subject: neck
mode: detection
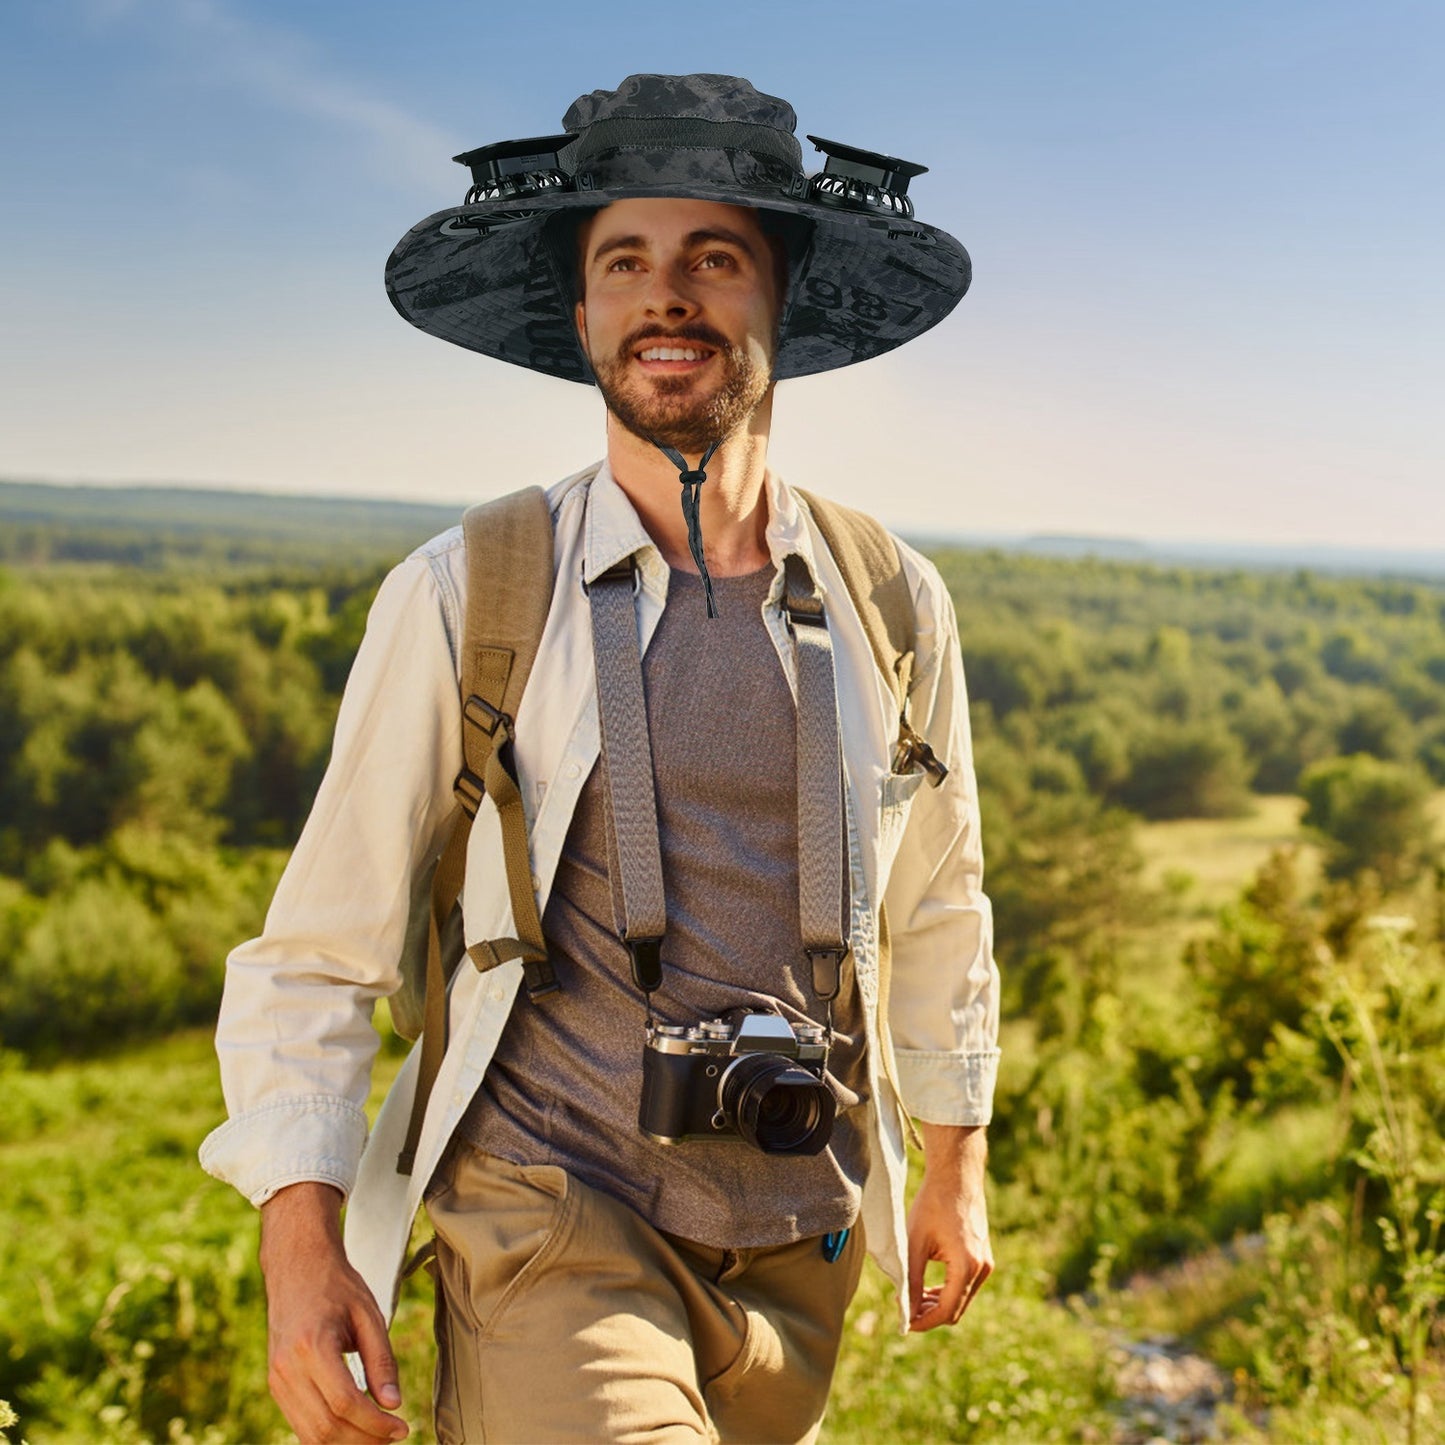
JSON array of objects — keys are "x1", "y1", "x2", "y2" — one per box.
[{"x1": 604, "y1": 390, "x2": 774, "y2": 576}]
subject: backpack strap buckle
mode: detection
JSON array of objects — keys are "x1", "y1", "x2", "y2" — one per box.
[
  {"x1": 453, "y1": 766, "x2": 485, "y2": 818},
  {"x1": 463, "y1": 694, "x2": 513, "y2": 740},
  {"x1": 454, "y1": 695, "x2": 516, "y2": 816}
]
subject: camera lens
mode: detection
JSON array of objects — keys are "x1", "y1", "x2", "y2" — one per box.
[{"x1": 721, "y1": 1055, "x2": 836, "y2": 1155}]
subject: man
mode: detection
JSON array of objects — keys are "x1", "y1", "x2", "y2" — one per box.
[{"x1": 202, "y1": 74, "x2": 999, "y2": 1443}]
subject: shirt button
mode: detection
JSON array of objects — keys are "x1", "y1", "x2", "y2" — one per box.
[
  {"x1": 565, "y1": 763, "x2": 581, "y2": 779},
  {"x1": 531, "y1": 874, "x2": 542, "y2": 891}
]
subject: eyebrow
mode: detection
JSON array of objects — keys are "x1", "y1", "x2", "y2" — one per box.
[{"x1": 589, "y1": 226, "x2": 760, "y2": 268}]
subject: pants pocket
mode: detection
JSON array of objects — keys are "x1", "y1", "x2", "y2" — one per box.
[{"x1": 427, "y1": 1146, "x2": 573, "y2": 1339}]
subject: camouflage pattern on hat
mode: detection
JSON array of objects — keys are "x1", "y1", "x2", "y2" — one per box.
[{"x1": 562, "y1": 73, "x2": 798, "y2": 133}]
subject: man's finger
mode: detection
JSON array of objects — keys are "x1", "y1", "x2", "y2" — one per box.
[
  {"x1": 941, "y1": 1256, "x2": 992, "y2": 1325},
  {"x1": 312, "y1": 1336, "x2": 409, "y2": 1440},
  {"x1": 278, "y1": 1371, "x2": 394, "y2": 1445},
  {"x1": 352, "y1": 1297, "x2": 403, "y2": 1412},
  {"x1": 928, "y1": 1254, "x2": 970, "y2": 1328},
  {"x1": 909, "y1": 1284, "x2": 946, "y2": 1332},
  {"x1": 907, "y1": 1232, "x2": 929, "y2": 1322},
  {"x1": 960, "y1": 1257, "x2": 993, "y2": 1315}
]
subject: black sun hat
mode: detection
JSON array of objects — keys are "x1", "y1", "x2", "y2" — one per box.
[{"x1": 384, "y1": 73, "x2": 972, "y2": 385}]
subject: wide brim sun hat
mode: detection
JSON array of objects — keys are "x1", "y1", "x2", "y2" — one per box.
[{"x1": 384, "y1": 73, "x2": 972, "y2": 385}]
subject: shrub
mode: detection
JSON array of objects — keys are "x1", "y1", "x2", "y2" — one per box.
[
  {"x1": 1299, "y1": 754, "x2": 1437, "y2": 887},
  {"x1": 1116, "y1": 722, "x2": 1252, "y2": 820}
]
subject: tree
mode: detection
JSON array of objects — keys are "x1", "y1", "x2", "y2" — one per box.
[
  {"x1": 1299, "y1": 754, "x2": 1438, "y2": 888},
  {"x1": 1115, "y1": 721, "x2": 1252, "y2": 820}
]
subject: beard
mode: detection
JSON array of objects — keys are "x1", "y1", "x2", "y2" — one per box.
[{"x1": 588, "y1": 322, "x2": 773, "y2": 457}]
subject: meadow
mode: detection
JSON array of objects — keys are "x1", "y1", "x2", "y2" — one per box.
[{"x1": 2, "y1": 486, "x2": 1443, "y2": 1442}]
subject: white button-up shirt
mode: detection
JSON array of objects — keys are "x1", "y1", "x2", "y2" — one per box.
[{"x1": 200, "y1": 460, "x2": 999, "y2": 1332}]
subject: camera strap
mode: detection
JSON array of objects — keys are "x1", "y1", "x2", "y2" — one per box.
[
  {"x1": 587, "y1": 547, "x2": 851, "y2": 1006},
  {"x1": 589, "y1": 558, "x2": 668, "y2": 995}
]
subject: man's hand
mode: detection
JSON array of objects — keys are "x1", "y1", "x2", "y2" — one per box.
[
  {"x1": 906, "y1": 1123, "x2": 993, "y2": 1332},
  {"x1": 259, "y1": 1182, "x2": 409, "y2": 1443}
]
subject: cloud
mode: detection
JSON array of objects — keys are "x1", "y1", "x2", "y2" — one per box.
[{"x1": 77, "y1": 0, "x2": 458, "y2": 189}]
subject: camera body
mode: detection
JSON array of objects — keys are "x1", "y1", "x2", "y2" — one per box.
[{"x1": 639, "y1": 1010, "x2": 836, "y2": 1156}]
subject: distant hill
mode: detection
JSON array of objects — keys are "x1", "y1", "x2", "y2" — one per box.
[
  {"x1": 910, "y1": 530, "x2": 1445, "y2": 581},
  {"x1": 0, "y1": 478, "x2": 462, "y2": 571},
  {"x1": 5, "y1": 476, "x2": 1444, "y2": 581}
]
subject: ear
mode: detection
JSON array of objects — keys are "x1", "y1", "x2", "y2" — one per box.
[{"x1": 574, "y1": 299, "x2": 588, "y2": 354}]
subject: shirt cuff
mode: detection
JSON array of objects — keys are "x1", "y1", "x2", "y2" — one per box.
[
  {"x1": 199, "y1": 1095, "x2": 370, "y2": 1208},
  {"x1": 895, "y1": 1048, "x2": 1000, "y2": 1127}
]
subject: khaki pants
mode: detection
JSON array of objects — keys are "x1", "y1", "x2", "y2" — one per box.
[{"x1": 425, "y1": 1142, "x2": 865, "y2": 1444}]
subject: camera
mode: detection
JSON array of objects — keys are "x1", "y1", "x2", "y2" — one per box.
[{"x1": 638, "y1": 1010, "x2": 836, "y2": 1155}]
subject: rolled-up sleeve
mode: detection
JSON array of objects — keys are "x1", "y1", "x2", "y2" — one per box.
[
  {"x1": 199, "y1": 549, "x2": 461, "y2": 1205},
  {"x1": 882, "y1": 553, "x2": 1000, "y2": 1127}
]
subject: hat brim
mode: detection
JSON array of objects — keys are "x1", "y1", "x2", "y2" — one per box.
[{"x1": 384, "y1": 185, "x2": 970, "y2": 384}]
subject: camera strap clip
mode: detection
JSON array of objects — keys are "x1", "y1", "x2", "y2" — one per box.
[
  {"x1": 629, "y1": 937, "x2": 664, "y2": 994},
  {"x1": 808, "y1": 949, "x2": 844, "y2": 1003}
]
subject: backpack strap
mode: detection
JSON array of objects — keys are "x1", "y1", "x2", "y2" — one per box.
[
  {"x1": 794, "y1": 489, "x2": 917, "y2": 712},
  {"x1": 397, "y1": 485, "x2": 556, "y2": 1175},
  {"x1": 793, "y1": 488, "x2": 927, "y2": 1151}
]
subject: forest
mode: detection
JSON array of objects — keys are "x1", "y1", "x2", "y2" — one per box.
[{"x1": 1, "y1": 483, "x2": 1443, "y2": 1443}]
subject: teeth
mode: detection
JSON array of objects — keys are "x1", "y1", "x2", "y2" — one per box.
[{"x1": 639, "y1": 347, "x2": 708, "y2": 362}]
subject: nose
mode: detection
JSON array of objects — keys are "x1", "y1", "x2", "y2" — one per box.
[{"x1": 642, "y1": 259, "x2": 700, "y2": 323}]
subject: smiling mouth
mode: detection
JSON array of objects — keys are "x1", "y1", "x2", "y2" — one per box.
[{"x1": 634, "y1": 344, "x2": 717, "y2": 371}]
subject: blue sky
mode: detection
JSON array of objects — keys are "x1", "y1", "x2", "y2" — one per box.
[{"x1": 3, "y1": 0, "x2": 1442, "y2": 546}]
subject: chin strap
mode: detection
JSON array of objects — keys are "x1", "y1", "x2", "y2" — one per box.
[{"x1": 647, "y1": 437, "x2": 722, "y2": 618}]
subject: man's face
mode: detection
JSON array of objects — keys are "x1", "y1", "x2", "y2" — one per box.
[{"x1": 573, "y1": 197, "x2": 781, "y2": 456}]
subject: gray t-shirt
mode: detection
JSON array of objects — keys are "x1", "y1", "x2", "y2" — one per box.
[{"x1": 460, "y1": 562, "x2": 869, "y2": 1247}]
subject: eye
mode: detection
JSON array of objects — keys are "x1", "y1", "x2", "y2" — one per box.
[
  {"x1": 605, "y1": 256, "x2": 643, "y2": 273},
  {"x1": 697, "y1": 251, "x2": 737, "y2": 270}
]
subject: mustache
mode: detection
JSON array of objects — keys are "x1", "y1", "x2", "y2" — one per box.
[{"x1": 618, "y1": 323, "x2": 732, "y2": 358}]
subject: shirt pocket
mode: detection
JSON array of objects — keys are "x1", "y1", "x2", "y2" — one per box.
[{"x1": 878, "y1": 768, "x2": 927, "y2": 882}]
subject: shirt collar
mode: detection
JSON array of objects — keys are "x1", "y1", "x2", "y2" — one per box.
[
  {"x1": 760, "y1": 466, "x2": 828, "y2": 597},
  {"x1": 581, "y1": 457, "x2": 667, "y2": 593},
  {"x1": 581, "y1": 455, "x2": 829, "y2": 599}
]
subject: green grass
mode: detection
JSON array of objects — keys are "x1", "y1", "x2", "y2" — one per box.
[
  {"x1": 1137, "y1": 794, "x2": 1315, "y2": 912},
  {"x1": 822, "y1": 1256, "x2": 1118, "y2": 1443},
  {"x1": 1428, "y1": 787, "x2": 1445, "y2": 830},
  {"x1": 0, "y1": 1028, "x2": 1124, "y2": 1444},
  {"x1": 5, "y1": 784, "x2": 1440, "y2": 1445},
  {"x1": 0, "y1": 1030, "x2": 438, "y2": 1444}
]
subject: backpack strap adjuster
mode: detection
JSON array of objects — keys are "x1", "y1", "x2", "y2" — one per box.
[
  {"x1": 463, "y1": 694, "x2": 512, "y2": 740},
  {"x1": 453, "y1": 766, "x2": 485, "y2": 818},
  {"x1": 454, "y1": 696, "x2": 515, "y2": 816}
]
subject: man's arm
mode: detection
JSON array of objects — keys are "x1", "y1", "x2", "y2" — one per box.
[
  {"x1": 200, "y1": 548, "x2": 464, "y2": 1438},
  {"x1": 882, "y1": 548, "x2": 1002, "y2": 1330},
  {"x1": 201, "y1": 551, "x2": 461, "y2": 1206},
  {"x1": 907, "y1": 1124, "x2": 992, "y2": 1331},
  {"x1": 261, "y1": 1184, "x2": 409, "y2": 1442}
]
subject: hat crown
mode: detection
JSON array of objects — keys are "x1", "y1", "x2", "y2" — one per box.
[{"x1": 562, "y1": 73, "x2": 798, "y2": 135}]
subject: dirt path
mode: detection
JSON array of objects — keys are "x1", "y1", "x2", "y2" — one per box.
[{"x1": 1109, "y1": 1332, "x2": 1236, "y2": 1443}]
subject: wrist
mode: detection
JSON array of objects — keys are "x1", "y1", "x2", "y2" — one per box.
[
  {"x1": 918, "y1": 1123, "x2": 987, "y2": 1189},
  {"x1": 259, "y1": 1181, "x2": 345, "y2": 1273}
]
